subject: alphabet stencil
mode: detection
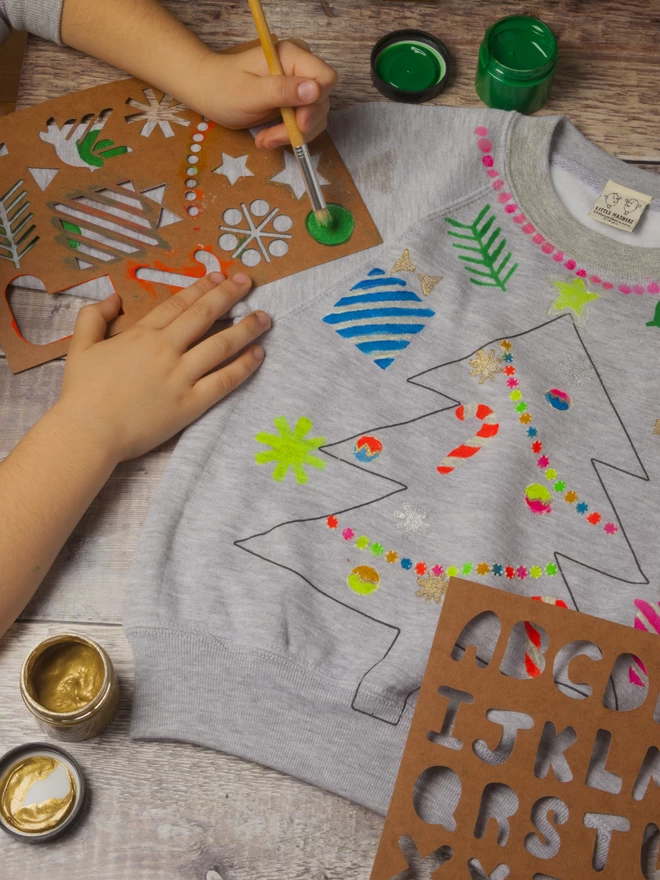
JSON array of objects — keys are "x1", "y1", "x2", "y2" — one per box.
[{"x1": 370, "y1": 580, "x2": 660, "y2": 880}]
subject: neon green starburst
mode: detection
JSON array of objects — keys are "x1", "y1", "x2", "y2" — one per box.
[{"x1": 255, "y1": 416, "x2": 326, "y2": 484}]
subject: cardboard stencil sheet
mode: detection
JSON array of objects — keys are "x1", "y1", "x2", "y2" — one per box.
[
  {"x1": 0, "y1": 65, "x2": 381, "y2": 372},
  {"x1": 370, "y1": 579, "x2": 660, "y2": 880}
]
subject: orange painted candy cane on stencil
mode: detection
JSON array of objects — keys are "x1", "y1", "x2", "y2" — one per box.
[{"x1": 437, "y1": 402, "x2": 499, "y2": 474}]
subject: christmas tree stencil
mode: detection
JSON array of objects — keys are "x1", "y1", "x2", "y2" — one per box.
[{"x1": 237, "y1": 315, "x2": 648, "y2": 725}]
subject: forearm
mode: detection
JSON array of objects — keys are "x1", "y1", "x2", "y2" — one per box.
[
  {"x1": 0, "y1": 404, "x2": 117, "y2": 637},
  {"x1": 60, "y1": 0, "x2": 214, "y2": 108}
]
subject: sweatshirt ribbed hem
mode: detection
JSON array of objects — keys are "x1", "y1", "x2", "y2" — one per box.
[
  {"x1": 4, "y1": 0, "x2": 64, "y2": 43},
  {"x1": 127, "y1": 627, "x2": 414, "y2": 815}
]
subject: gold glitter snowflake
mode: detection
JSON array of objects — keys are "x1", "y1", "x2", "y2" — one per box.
[
  {"x1": 654, "y1": 419, "x2": 660, "y2": 436},
  {"x1": 469, "y1": 348, "x2": 503, "y2": 384},
  {"x1": 415, "y1": 572, "x2": 450, "y2": 603}
]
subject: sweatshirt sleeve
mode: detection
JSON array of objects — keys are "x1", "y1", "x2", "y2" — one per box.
[{"x1": 0, "y1": 0, "x2": 64, "y2": 44}]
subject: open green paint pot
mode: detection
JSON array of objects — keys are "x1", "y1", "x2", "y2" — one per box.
[
  {"x1": 475, "y1": 15, "x2": 558, "y2": 113},
  {"x1": 371, "y1": 30, "x2": 449, "y2": 104}
]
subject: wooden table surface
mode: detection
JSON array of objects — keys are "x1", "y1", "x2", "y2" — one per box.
[{"x1": 1, "y1": 1, "x2": 658, "y2": 877}]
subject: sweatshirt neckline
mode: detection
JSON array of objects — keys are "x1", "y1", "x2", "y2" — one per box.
[{"x1": 505, "y1": 113, "x2": 660, "y2": 283}]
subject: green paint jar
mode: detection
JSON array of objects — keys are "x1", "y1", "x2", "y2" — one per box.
[
  {"x1": 371, "y1": 30, "x2": 449, "y2": 104},
  {"x1": 475, "y1": 15, "x2": 558, "y2": 114}
]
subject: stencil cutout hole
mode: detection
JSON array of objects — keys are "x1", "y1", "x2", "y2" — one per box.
[
  {"x1": 467, "y1": 859, "x2": 510, "y2": 880},
  {"x1": 451, "y1": 611, "x2": 500, "y2": 667},
  {"x1": 633, "y1": 746, "x2": 660, "y2": 801},
  {"x1": 603, "y1": 653, "x2": 649, "y2": 711},
  {"x1": 499, "y1": 620, "x2": 549, "y2": 679},
  {"x1": 524, "y1": 797, "x2": 569, "y2": 860},
  {"x1": 388, "y1": 835, "x2": 453, "y2": 880},
  {"x1": 583, "y1": 812, "x2": 630, "y2": 872},
  {"x1": 553, "y1": 640, "x2": 603, "y2": 700},
  {"x1": 473, "y1": 782, "x2": 519, "y2": 846},
  {"x1": 473, "y1": 709, "x2": 534, "y2": 765},
  {"x1": 7, "y1": 280, "x2": 109, "y2": 345},
  {"x1": 642, "y1": 823, "x2": 660, "y2": 880},
  {"x1": 427, "y1": 686, "x2": 473, "y2": 750},
  {"x1": 585, "y1": 729, "x2": 623, "y2": 794},
  {"x1": 412, "y1": 766, "x2": 461, "y2": 829},
  {"x1": 534, "y1": 721, "x2": 577, "y2": 783}
]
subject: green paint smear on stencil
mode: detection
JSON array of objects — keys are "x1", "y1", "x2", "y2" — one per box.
[
  {"x1": 306, "y1": 204, "x2": 354, "y2": 246},
  {"x1": 62, "y1": 220, "x2": 82, "y2": 249}
]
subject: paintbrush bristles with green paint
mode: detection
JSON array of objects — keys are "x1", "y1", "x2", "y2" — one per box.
[{"x1": 247, "y1": 0, "x2": 333, "y2": 228}]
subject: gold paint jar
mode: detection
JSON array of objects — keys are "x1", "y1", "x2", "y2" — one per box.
[
  {"x1": 20, "y1": 634, "x2": 119, "y2": 742},
  {"x1": 0, "y1": 743, "x2": 86, "y2": 842}
]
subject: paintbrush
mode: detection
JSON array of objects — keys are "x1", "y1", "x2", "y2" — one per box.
[{"x1": 247, "y1": 0, "x2": 333, "y2": 227}]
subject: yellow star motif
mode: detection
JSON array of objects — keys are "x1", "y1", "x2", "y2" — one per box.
[
  {"x1": 390, "y1": 248, "x2": 416, "y2": 274},
  {"x1": 550, "y1": 278, "x2": 600, "y2": 320},
  {"x1": 469, "y1": 348, "x2": 503, "y2": 384}
]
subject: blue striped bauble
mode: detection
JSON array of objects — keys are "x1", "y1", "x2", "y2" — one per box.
[{"x1": 322, "y1": 268, "x2": 435, "y2": 369}]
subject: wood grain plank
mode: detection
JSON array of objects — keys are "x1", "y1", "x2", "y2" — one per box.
[
  {"x1": 0, "y1": 621, "x2": 382, "y2": 879},
  {"x1": 16, "y1": 0, "x2": 660, "y2": 159}
]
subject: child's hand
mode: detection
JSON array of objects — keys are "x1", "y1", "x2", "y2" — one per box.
[
  {"x1": 198, "y1": 40, "x2": 338, "y2": 149},
  {"x1": 55, "y1": 273, "x2": 269, "y2": 464}
]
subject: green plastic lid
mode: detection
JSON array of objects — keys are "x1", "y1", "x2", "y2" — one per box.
[
  {"x1": 475, "y1": 15, "x2": 558, "y2": 113},
  {"x1": 371, "y1": 30, "x2": 449, "y2": 104}
]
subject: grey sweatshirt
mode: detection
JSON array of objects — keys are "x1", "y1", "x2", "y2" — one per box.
[
  {"x1": 124, "y1": 104, "x2": 660, "y2": 816},
  {"x1": 0, "y1": 0, "x2": 62, "y2": 44}
]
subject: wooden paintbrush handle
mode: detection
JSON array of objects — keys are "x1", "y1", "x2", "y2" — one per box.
[{"x1": 247, "y1": 0, "x2": 306, "y2": 148}]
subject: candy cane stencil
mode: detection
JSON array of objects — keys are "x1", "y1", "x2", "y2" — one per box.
[{"x1": 437, "y1": 402, "x2": 499, "y2": 474}]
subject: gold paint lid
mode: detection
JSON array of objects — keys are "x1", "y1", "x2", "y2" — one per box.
[{"x1": 0, "y1": 743, "x2": 86, "y2": 842}]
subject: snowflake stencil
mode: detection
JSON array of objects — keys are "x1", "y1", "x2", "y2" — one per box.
[
  {"x1": 124, "y1": 88, "x2": 190, "y2": 138},
  {"x1": 218, "y1": 200, "x2": 292, "y2": 267},
  {"x1": 255, "y1": 416, "x2": 326, "y2": 485},
  {"x1": 393, "y1": 502, "x2": 430, "y2": 536}
]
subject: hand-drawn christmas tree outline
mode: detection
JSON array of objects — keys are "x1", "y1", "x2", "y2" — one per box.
[{"x1": 236, "y1": 314, "x2": 649, "y2": 726}]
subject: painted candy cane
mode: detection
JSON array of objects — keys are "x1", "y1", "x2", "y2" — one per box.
[
  {"x1": 524, "y1": 596, "x2": 568, "y2": 678},
  {"x1": 437, "y1": 402, "x2": 499, "y2": 474},
  {"x1": 629, "y1": 598, "x2": 660, "y2": 686}
]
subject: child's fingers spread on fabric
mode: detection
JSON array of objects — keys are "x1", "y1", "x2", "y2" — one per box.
[
  {"x1": 140, "y1": 273, "x2": 224, "y2": 330},
  {"x1": 184, "y1": 310, "x2": 270, "y2": 380},
  {"x1": 167, "y1": 273, "x2": 253, "y2": 352},
  {"x1": 68, "y1": 293, "x2": 122, "y2": 354},
  {"x1": 193, "y1": 346, "x2": 265, "y2": 412}
]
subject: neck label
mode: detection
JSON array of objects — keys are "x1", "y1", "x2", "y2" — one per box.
[{"x1": 589, "y1": 179, "x2": 653, "y2": 233}]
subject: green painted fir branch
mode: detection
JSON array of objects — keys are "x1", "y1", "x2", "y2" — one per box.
[{"x1": 446, "y1": 204, "x2": 518, "y2": 291}]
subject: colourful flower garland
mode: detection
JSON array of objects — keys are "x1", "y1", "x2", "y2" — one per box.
[
  {"x1": 474, "y1": 125, "x2": 660, "y2": 296},
  {"x1": 326, "y1": 514, "x2": 558, "y2": 582},
  {"x1": 496, "y1": 339, "x2": 618, "y2": 535}
]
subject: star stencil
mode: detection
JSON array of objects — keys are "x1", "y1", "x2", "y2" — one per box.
[
  {"x1": 549, "y1": 277, "x2": 600, "y2": 322},
  {"x1": 212, "y1": 153, "x2": 254, "y2": 186},
  {"x1": 270, "y1": 149, "x2": 329, "y2": 199}
]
